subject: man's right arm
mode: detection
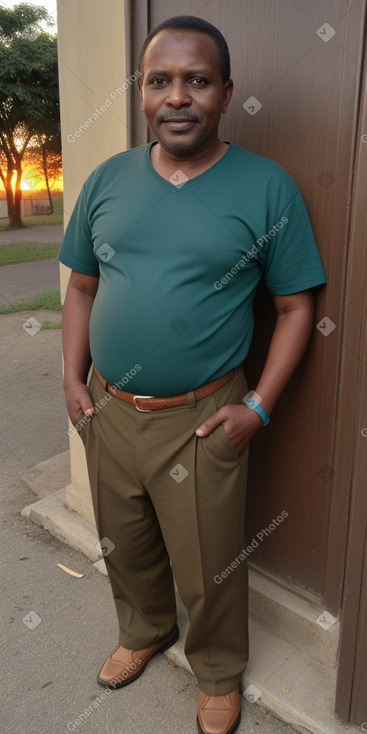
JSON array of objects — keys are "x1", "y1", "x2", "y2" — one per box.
[{"x1": 62, "y1": 270, "x2": 99, "y2": 425}]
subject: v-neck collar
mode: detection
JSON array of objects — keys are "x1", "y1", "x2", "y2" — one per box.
[{"x1": 144, "y1": 141, "x2": 233, "y2": 191}]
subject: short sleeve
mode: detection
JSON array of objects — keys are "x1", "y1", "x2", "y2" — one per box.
[
  {"x1": 263, "y1": 191, "x2": 326, "y2": 295},
  {"x1": 57, "y1": 186, "x2": 100, "y2": 276}
]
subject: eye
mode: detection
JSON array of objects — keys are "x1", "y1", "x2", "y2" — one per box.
[
  {"x1": 151, "y1": 78, "x2": 167, "y2": 86},
  {"x1": 190, "y1": 77, "x2": 208, "y2": 86}
]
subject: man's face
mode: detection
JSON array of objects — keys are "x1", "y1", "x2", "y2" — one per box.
[{"x1": 138, "y1": 29, "x2": 233, "y2": 156}]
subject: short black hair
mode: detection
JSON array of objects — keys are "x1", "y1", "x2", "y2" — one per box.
[{"x1": 137, "y1": 15, "x2": 231, "y2": 83}]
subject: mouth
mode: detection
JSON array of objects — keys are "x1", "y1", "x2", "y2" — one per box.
[{"x1": 161, "y1": 117, "x2": 198, "y2": 131}]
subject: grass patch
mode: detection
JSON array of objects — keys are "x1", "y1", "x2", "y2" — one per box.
[
  {"x1": 0, "y1": 196, "x2": 63, "y2": 231},
  {"x1": 41, "y1": 320, "x2": 62, "y2": 330},
  {"x1": 0, "y1": 243, "x2": 59, "y2": 266},
  {"x1": 0, "y1": 288, "x2": 62, "y2": 314}
]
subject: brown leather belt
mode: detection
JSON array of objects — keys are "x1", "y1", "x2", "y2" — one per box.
[{"x1": 93, "y1": 365, "x2": 234, "y2": 412}]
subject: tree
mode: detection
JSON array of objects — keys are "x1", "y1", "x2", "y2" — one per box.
[
  {"x1": 0, "y1": 4, "x2": 60, "y2": 228},
  {"x1": 25, "y1": 133, "x2": 62, "y2": 214}
]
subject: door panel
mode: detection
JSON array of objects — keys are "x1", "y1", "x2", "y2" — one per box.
[{"x1": 132, "y1": 0, "x2": 365, "y2": 603}]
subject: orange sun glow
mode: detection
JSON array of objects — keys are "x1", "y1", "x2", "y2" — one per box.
[{"x1": 0, "y1": 168, "x2": 63, "y2": 193}]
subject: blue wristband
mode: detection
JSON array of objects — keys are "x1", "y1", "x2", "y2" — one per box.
[{"x1": 245, "y1": 399, "x2": 270, "y2": 426}]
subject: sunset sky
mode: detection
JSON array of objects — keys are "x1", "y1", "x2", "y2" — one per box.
[{"x1": 0, "y1": 1, "x2": 61, "y2": 193}]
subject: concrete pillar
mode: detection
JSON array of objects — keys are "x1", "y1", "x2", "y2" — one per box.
[{"x1": 57, "y1": 0, "x2": 130, "y2": 522}]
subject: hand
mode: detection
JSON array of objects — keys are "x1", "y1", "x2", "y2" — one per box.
[
  {"x1": 196, "y1": 404, "x2": 263, "y2": 455},
  {"x1": 64, "y1": 381, "x2": 95, "y2": 426}
]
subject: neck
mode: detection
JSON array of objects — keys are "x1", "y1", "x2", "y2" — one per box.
[
  {"x1": 153, "y1": 138, "x2": 228, "y2": 167},
  {"x1": 150, "y1": 139, "x2": 229, "y2": 180}
]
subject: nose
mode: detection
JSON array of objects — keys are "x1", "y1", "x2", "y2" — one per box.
[{"x1": 164, "y1": 80, "x2": 191, "y2": 108}]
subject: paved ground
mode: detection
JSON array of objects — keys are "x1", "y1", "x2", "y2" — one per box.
[
  {"x1": 0, "y1": 222, "x2": 62, "y2": 307},
  {"x1": 0, "y1": 223, "x2": 64, "y2": 244},
  {"x1": 0, "y1": 224, "x2": 301, "y2": 734},
  {"x1": 0, "y1": 259, "x2": 60, "y2": 307}
]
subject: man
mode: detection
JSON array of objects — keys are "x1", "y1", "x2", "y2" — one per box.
[{"x1": 59, "y1": 15, "x2": 326, "y2": 734}]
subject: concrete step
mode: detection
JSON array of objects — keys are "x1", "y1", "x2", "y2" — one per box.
[{"x1": 248, "y1": 568, "x2": 339, "y2": 669}]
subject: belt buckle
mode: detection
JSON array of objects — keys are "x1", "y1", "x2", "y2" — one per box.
[{"x1": 133, "y1": 394, "x2": 154, "y2": 412}]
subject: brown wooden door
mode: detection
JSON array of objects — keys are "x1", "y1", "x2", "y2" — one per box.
[
  {"x1": 130, "y1": 0, "x2": 365, "y2": 608},
  {"x1": 128, "y1": 0, "x2": 367, "y2": 724}
]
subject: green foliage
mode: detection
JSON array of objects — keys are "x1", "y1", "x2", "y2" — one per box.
[
  {"x1": 0, "y1": 243, "x2": 59, "y2": 266},
  {"x1": 0, "y1": 4, "x2": 57, "y2": 129},
  {"x1": 0, "y1": 4, "x2": 50, "y2": 43},
  {"x1": 41, "y1": 320, "x2": 62, "y2": 330},
  {"x1": 0, "y1": 32, "x2": 59, "y2": 136},
  {"x1": 0, "y1": 288, "x2": 62, "y2": 314}
]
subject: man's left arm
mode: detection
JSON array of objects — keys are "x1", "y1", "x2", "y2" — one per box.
[{"x1": 196, "y1": 290, "x2": 314, "y2": 453}]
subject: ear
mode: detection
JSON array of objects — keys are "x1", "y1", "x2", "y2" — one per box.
[
  {"x1": 222, "y1": 79, "x2": 234, "y2": 113},
  {"x1": 138, "y1": 78, "x2": 143, "y2": 106}
]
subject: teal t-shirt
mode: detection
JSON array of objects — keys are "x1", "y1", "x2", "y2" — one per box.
[{"x1": 58, "y1": 142, "x2": 326, "y2": 396}]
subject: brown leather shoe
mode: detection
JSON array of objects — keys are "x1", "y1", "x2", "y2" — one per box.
[
  {"x1": 197, "y1": 688, "x2": 241, "y2": 734},
  {"x1": 97, "y1": 626, "x2": 179, "y2": 689}
]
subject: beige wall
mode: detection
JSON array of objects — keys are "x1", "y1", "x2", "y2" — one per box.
[{"x1": 57, "y1": 0, "x2": 130, "y2": 520}]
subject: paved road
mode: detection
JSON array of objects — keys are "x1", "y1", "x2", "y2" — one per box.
[
  {"x1": 0, "y1": 259, "x2": 60, "y2": 307},
  {"x1": 0, "y1": 224, "x2": 64, "y2": 245},
  {"x1": 0, "y1": 224, "x2": 62, "y2": 307}
]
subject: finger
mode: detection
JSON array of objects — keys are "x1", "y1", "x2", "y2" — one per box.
[
  {"x1": 77, "y1": 386, "x2": 94, "y2": 416},
  {"x1": 71, "y1": 398, "x2": 94, "y2": 424},
  {"x1": 79, "y1": 398, "x2": 95, "y2": 416},
  {"x1": 195, "y1": 410, "x2": 224, "y2": 436}
]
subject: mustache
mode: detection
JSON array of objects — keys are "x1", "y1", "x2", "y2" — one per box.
[{"x1": 158, "y1": 112, "x2": 200, "y2": 123}]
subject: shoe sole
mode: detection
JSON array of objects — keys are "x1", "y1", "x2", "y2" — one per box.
[
  {"x1": 97, "y1": 626, "x2": 179, "y2": 690},
  {"x1": 196, "y1": 710, "x2": 241, "y2": 734}
]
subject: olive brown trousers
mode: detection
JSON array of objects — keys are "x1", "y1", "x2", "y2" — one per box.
[{"x1": 79, "y1": 366, "x2": 249, "y2": 696}]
